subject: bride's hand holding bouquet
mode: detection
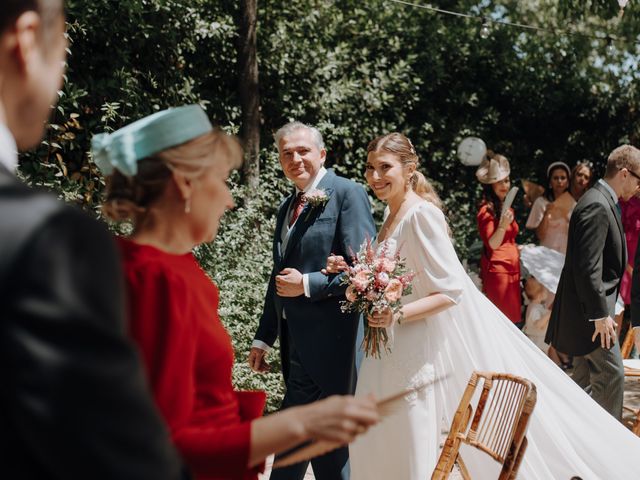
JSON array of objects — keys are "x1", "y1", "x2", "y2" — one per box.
[
  {"x1": 324, "y1": 239, "x2": 415, "y2": 358},
  {"x1": 367, "y1": 307, "x2": 396, "y2": 329}
]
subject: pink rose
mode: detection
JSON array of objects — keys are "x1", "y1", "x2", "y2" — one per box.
[
  {"x1": 376, "y1": 271, "x2": 390, "y2": 287},
  {"x1": 384, "y1": 279, "x2": 403, "y2": 302},
  {"x1": 400, "y1": 273, "x2": 415, "y2": 288},
  {"x1": 353, "y1": 271, "x2": 371, "y2": 291},
  {"x1": 365, "y1": 290, "x2": 378, "y2": 301},
  {"x1": 345, "y1": 285, "x2": 358, "y2": 302},
  {"x1": 375, "y1": 257, "x2": 396, "y2": 273}
]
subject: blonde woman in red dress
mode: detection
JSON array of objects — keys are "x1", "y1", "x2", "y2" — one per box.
[
  {"x1": 475, "y1": 154, "x2": 521, "y2": 324},
  {"x1": 93, "y1": 105, "x2": 379, "y2": 480}
]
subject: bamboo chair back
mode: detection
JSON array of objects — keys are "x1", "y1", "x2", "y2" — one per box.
[
  {"x1": 432, "y1": 371, "x2": 537, "y2": 480},
  {"x1": 621, "y1": 327, "x2": 635, "y2": 360}
]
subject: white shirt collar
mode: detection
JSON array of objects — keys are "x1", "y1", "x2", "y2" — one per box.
[
  {"x1": 295, "y1": 166, "x2": 328, "y2": 195},
  {"x1": 0, "y1": 124, "x2": 18, "y2": 173},
  {"x1": 598, "y1": 178, "x2": 618, "y2": 204}
]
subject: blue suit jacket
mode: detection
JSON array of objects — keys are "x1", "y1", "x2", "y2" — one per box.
[{"x1": 255, "y1": 169, "x2": 375, "y2": 395}]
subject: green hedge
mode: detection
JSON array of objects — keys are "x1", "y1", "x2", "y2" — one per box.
[{"x1": 18, "y1": 0, "x2": 640, "y2": 410}]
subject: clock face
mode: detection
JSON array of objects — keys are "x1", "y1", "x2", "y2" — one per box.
[{"x1": 457, "y1": 137, "x2": 487, "y2": 166}]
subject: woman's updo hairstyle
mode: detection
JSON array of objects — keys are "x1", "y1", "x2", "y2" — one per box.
[
  {"x1": 366, "y1": 132, "x2": 443, "y2": 209},
  {"x1": 102, "y1": 129, "x2": 242, "y2": 222}
]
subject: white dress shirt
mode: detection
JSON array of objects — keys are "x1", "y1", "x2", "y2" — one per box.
[
  {"x1": 0, "y1": 123, "x2": 18, "y2": 173},
  {"x1": 253, "y1": 167, "x2": 328, "y2": 352}
]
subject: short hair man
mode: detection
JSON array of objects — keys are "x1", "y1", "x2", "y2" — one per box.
[
  {"x1": 249, "y1": 122, "x2": 375, "y2": 479},
  {"x1": 0, "y1": 2, "x2": 186, "y2": 477},
  {"x1": 548, "y1": 145, "x2": 640, "y2": 419}
]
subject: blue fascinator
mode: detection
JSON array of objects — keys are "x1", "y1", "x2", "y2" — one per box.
[{"x1": 91, "y1": 105, "x2": 213, "y2": 176}]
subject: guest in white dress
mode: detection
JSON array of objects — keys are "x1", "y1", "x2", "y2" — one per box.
[
  {"x1": 524, "y1": 161, "x2": 575, "y2": 367},
  {"x1": 326, "y1": 134, "x2": 640, "y2": 479}
]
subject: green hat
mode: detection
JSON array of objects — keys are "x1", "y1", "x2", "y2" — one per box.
[{"x1": 91, "y1": 105, "x2": 213, "y2": 176}]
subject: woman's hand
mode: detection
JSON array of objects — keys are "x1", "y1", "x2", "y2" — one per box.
[
  {"x1": 303, "y1": 395, "x2": 380, "y2": 444},
  {"x1": 498, "y1": 209, "x2": 514, "y2": 230},
  {"x1": 322, "y1": 254, "x2": 348, "y2": 275},
  {"x1": 248, "y1": 394, "x2": 379, "y2": 467},
  {"x1": 368, "y1": 307, "x2": 396, "y2": 328},
  {"x1": 298, "y1": 395, "x2": 379, "y2": 444}
]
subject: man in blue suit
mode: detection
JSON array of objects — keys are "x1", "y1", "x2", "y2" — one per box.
[{"x1": 248, "y1": 122, "x2": 375, "y2": 480}]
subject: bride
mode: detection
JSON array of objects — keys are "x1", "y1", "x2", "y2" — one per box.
[{"x1": 326, "y1": 132, "x2": 640, "y2": 479}]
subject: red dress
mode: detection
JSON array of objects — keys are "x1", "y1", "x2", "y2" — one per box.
[
  {"x1": 619, "y1": 196, "x2": 640, "y2": 304},
  {"x1": 117, "y1": 238, "x2": 266, "y2": 480},
  {"x1": 477, "y1": 203, "x2": 522, "y2": 324}
]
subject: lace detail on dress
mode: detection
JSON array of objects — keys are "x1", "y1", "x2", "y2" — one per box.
[{"x1": 376, "y1": 338, "x2": 435, "y2": 404}]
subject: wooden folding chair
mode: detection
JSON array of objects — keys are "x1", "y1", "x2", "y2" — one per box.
[
  {"x1": 621, "y1": 326, "x2": 635, "y2": 360},
  {"x1": 432, "y1": 371, "x2": 537, "y2": 480}
]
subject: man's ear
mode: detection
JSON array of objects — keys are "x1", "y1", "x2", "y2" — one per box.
[
  {"x1": 319, "y1": 148, "x2": 327, "y2": 164},
  {"x1": 9, "y1": 12, "x2": 42, "y2": 75}
]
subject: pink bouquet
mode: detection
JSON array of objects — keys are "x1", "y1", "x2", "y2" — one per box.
[{"x1": 340, "y1": 239, "x2": 415, "y2": 358}]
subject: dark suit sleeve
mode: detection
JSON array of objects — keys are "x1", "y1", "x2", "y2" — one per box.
[
  {"x1": 571, "y1": 201, "x2": 610, "y2": 320},
  {"x1": 307, "y1": 183, "x2": 376, "y2": 301},
  {"x1": 254, "y1": 271, "x2": 280, "y2": 346},
  {"x1": 3, "y1": 208, "x2": 186, "y2": 480},
  {"x1": 631, "y1": 239, "x2": 640, "y2": 328}
]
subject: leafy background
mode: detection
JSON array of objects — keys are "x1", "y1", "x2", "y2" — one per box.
[{"x1": 19, "y1": 0, "x2": 640, "y2": 410}]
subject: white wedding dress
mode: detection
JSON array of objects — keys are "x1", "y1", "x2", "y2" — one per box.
[{"x1": 350, "y1": 200, "x2": 640, "y2": 480}]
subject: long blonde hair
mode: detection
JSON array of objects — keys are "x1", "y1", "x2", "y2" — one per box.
[{"x1": 366, "y1": 132, "x2": 442, "y2": 209}]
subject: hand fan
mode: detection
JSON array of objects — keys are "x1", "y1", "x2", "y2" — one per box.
[
  {"x1": 273, "y1": 376, "x2": 446, "y2": 468},
  {"x1": 501, "y1": 186, "x2": 519, "y2": 216}
]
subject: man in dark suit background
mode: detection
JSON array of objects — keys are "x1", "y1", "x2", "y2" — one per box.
[
  {"x1": 248, "y1": 122, "x2": 375, "y2": 480},
  {"x1": 0, "y1": 2, "x2": 186, "y2": 478},
  {"x1": 547, "y1": 145, "x2": 640, "y2": 420}
]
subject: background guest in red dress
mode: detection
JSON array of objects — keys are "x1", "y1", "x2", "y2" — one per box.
[
  {"x1": 618, "y1": 195, "x2": 640, "y2": 305},
  {"x1": 93, "y1": 105, "x2": 379, "y2": 480},
  {"x1": 617, "y1": 194, "x2": 640, "y2": 348},
  {"x1": 475, "y1": 153, "x2": 521, "y2": 324}
]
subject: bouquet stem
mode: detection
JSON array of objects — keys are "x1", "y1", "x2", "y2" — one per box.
[{"x1": 362, "y1": 325, "x2": 390, "y2": 358}]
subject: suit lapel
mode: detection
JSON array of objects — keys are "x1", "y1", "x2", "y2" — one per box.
[{"x1": 282, "y1": 170, "x2": 335, "y2": 262}]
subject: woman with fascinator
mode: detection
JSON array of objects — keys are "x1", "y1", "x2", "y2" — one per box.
[
  {"x1": 92, "y1": 105, "x2": 379, "y2": 480},
  {"x1": 325, "y1": 133, "x2": 640, "y2": 479},
  {"x1": 475, "y1": 152, "x2": 521, "y2": 324}
]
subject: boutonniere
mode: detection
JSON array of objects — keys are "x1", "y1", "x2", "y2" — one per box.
[{"x1": 303, "y1": 188, "x2": 330, "y2": 221}]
